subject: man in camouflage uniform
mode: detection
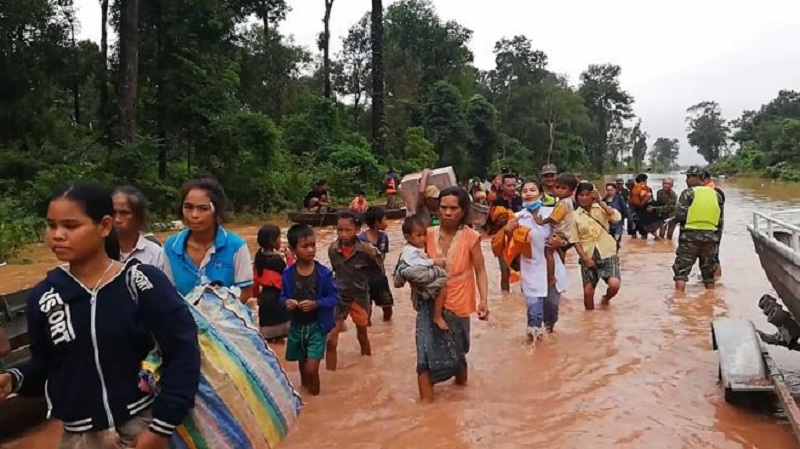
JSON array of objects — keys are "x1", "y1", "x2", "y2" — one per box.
[
  {"x1": 656, "y1": 178, "x2": 678, "y2": 240},
  {"x1": 673, "y1": 167, "x2": 725, "y2": 291}
]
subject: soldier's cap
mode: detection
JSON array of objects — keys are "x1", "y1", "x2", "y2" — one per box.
[
  {"x1": 685, "y1": 166, "x2": 703, "y2": 176},
  {"x1": 541, "y1": 164, "x2": 558, "y2": 175},
  {"x1": 701, "y1": 170, "x2": 712, "y2": 180}
]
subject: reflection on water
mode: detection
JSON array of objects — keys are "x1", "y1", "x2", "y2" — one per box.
[{"x1": 3, "y1": 175, "x2": 800, "y2": 448}]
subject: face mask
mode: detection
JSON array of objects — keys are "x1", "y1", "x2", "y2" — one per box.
[{"x1": 523, "y1": 200, "x2": 542, "y2": 213}]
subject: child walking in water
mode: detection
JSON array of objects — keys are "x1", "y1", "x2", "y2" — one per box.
[
  {"x1": 253, "y1": 224, "x2": 293, "y2": 343},
  {"x1": 327, "y1": 211, "x2": 381, "y2": 370},
  {"x1": 533, "y1": 172, "x2": 579, "y2": 284},
  {"x1": 394, "y1": 214, "x2": 448, "y2": 330},
  {"x1": 358, "y1": 207, "x2": 395, "y2": 322},
  {"x1": 280, "y1": 224, "x2": 339, "y2": 395}
]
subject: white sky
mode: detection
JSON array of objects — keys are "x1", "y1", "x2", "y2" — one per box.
[{"x1": 73, "y1": 0, "x2": 800, "y2": 165}]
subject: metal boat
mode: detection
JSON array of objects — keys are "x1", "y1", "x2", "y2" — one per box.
[
  {"x1": 748, "y1": 210, "x2": 800, "y2": 323},
  {"x1": 0, "y1": 287, "x2": 48, "y2": 438}
]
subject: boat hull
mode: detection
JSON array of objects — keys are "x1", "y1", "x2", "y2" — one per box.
[
  {"x1": 288, "y1": 207, "x2": 407, "y2": 227},
  {"x1": 749, "y1": 226, "x2": 800, "y2": 323}
]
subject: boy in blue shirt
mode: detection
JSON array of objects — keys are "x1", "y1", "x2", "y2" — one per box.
[{"x1": 280, "y1": 224, "x2": 340, "y2": 396}]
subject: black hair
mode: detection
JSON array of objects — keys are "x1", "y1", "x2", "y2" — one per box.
[
  {"x1": 605, "y1": 182, "x2": 617, "y2": 190},
  {"x1": 501, "y1": 172, "x2": 517, "y2": 183},
  {"x1": 556, "y1": 172, "x2": 579, "y2": 190},
  {"x1": 364, "y1": 206, "x2": 386, "y2": 228},
  {"x1": 402, "y1": 214, "x2": 428, "y2": 235},
  {"x1": 575, "y1": 181, "x2": 596, "y2": 198},
  {"x1": 338, "y1": 210, "x2": 361, "y2": 227},
  {"x1": 180, "y1": 174, "x2": 229, "y2": 222},
  {"x1": 287, "y1": 224, "x2": 315, "y2": 249},
  {"x1": 255, "y1": 224, "x2": 281, "y2": 277},
  {"x1": 357, "y1": 190, "x2": 366, "y2": 196},
  {"x1": 635, "y1": 173, "x2": 648, "y2": 183},
  {"x1": 112, "y1": 185, "x2": 149, "y2": 229},
  {"x1": 438, "y1": 186, "x2": 471, "y2": 226},
  {"x1": 521, "y1": 179, "x2": 544, "y2": 195},
  {"x1": 50, "y1": 181, "x2": 120, "y2": 260},
  {"x1": 316, "y1": 179, "x2": 327, "y2": 187}
]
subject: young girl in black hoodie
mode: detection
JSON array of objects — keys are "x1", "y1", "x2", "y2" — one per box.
[{"x1": 0, "y1": 182, "x2": 200, "y2": 449}]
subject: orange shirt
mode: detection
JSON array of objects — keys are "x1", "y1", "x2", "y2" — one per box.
[
  {"x1": 426, "y1": 226, "x2": 480, "y2": 317},
  {"x1": 350, "y1": 196, "x2": 367, "y2": 213}
]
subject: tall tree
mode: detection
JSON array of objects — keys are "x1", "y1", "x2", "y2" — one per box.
[
  {"x1": 99, "y1": 0, "x2": 110, "y2": 144},
  {"x1": 629, "y1": 121, "x2": 648, "y2": 173},
  {"x1": 579, "y1": 64, "x2": 634, "y2": 173},
  {"x1": 320, "y1": 0, "x2": 335, "y2": 99},
  {"x1": 371, "y1": 0, "x2": 386, "y2": 159},
  {"x1": 334, "y1": 16, "x2": 370, "y2": 126},
  {"x1": 650, "y1": 137, "x2": 680, "y2": 171},
  {"x1": 686, "y1": 100, "x2": 729, "y2": 164},
  {"x1": 489, "y1": 35, "x2": 548, "y2": 98},
  {"x1": 246, "y1": 0, "x2": 289, "y2": 34},
  {"x1": 118, "y1": 0, "x2": 139, "y2": 142}
]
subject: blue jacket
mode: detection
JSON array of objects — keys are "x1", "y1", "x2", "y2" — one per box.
[
  {"x1": 164, "y1": 226, "x2": 253, "y2": 296},
  {"x1": 9, "y1": 261, "x2": 200, "y2": 437},
  {"x1": 279, "y1": 262, "x2": 339, "y2": 335}
]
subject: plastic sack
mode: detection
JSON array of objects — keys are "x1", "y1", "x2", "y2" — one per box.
[{"x1": 140, "y1": 285, "x2": 302, "y2": 449}]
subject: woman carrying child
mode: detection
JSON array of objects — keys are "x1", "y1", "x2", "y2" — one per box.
[
  {"x1": 425, "y1": 187, "x2": 489, "y2": 390},
  {"x1": 502, "y1": 180, "x2": 569, "y2": 344},
  {"x1": 253, "y1": 224, "x2": 293, "y2": 342}
]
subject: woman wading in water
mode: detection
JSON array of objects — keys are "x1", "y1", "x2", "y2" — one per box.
[{"x1": 419, "y1": 187, "x2": 489, "y2": 399}]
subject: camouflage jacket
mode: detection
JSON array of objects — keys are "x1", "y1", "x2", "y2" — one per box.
[
  {"x1": 675, "y1": 187, "x2": 725, "y2": 243},
  {"x1": 655, "y1": 189, "x2": 678, "y2": 218}
]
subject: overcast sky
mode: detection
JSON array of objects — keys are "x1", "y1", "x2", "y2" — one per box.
[{"x1": 73, "y1": 0, "x2": 800, "y2": 165}]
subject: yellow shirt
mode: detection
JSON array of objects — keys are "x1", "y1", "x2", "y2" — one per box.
[{"x1": 573, "y1": 203, "x2": 621, "y2": 259}]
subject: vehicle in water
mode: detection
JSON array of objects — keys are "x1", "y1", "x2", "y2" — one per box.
[
  {"x1": 288, "y1": 206, "x2": 407, "y2": 227},
  {"x1": 0, "y1": 287, "x2": 48, "y2": 438},
  {"x1": 712, "y1": 209, "x2": 800, "y2": 442}
]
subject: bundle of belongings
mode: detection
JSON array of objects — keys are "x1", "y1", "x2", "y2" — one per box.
[
  {"x1": 139, "y1": 285, "x2": 302, "y2": 448},
  {"x1": 489, "y1": 206, "x2": 531, "y2": 283}
]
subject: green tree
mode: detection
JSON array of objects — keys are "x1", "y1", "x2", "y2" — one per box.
[
  {"x1": 371, "y1": 0, "x2": 387, "y2": 159},
  {"x1": 334, "y1": 15, "x2": 371, "y2": 126},
  {"x1": 464, "y1": 94, "x2": 498, "y2": 177},
  {"x1": 579, "y1": 64, "x2": 634, "y2": 173},
  {"x1": 650, "y1": 137, "x2": 680, "y2": 172},
  {"x1": 401, "y1": 126, "x2": 437, "y2": 172},
  {"x1": 686, "y1": 100, "x2": 729, "y2": 164},
  {"x1": 629, "y1": 122, "x2": 648, "y2": 173},
  {"x1": 422, "y1": 81, "x2": 468, "y2": 172}
]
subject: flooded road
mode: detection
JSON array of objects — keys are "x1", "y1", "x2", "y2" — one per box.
[{"x1": 4, "y1": 175, "x2": 800, "y2": 448}]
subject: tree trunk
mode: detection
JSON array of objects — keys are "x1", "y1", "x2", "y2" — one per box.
[
  {"x1": 118, "y1": 0, "x2": 140, "y2": 142},
  {"x1": 370, "y1": 0, "x2": 385, "y2": 159},
  {"x1": 69, "y1": 19, "x2": 81, "y2": 124},
  {"x1": 156, "y1": 2, "x2": 167, "y2": 179},
  {"x1": 322, "y1": 0, "x2": 334, "y2": 99},
  {"x1": 99, "y1": 0, "x2": 111, "y2": 152},
  {"x1": 547, "y1": 119, "x2": 555, "y2": 163}
]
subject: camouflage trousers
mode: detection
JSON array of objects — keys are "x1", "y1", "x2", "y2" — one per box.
[{"x1": 672, "y1": 240, "x2": 719, "y2": 284}]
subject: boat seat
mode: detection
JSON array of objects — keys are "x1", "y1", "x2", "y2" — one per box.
[{"x1": 1, "y1": 288, "x2": 32, "y2": 320}]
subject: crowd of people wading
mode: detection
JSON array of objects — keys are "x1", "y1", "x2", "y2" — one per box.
[{"x1": 0, "y1": 163, "x2": 723, "y2": 448}]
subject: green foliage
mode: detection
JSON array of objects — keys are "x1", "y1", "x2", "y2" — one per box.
[
  {"x1": 686, "y1": 101, "x2": 730, "y2": 164},
  {"x1": 401, "y1": 126, "x2": 437, "y2": 173}
]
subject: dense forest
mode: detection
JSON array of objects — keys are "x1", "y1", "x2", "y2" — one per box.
[
  {"x1": 1, "y1": 0, "x2": 687, "y2": 258},
  {"x1": 697, "y1": 91, "x2": 800, "y2": 181}
]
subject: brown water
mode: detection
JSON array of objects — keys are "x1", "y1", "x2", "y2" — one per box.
[{"x1": 4, "y1": 175, "x2": 800, "y2": 448}]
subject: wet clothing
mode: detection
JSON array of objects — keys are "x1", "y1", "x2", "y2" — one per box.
[
  {"x1": 253, "y1": 251, "x2": 291, "y2": 338},
  {"x1": 58, "y1": 409, "x2": 152, "y2": 449},
  {"x1": 285, "y1": 323, "x2": 326, "y2": 361},
  {"x1": 573, "y1": 204, "x2": 622, "y2": 260},
  {"x1": 604, "y1": 195, "x2": 630, "y2": 239},
  {"x1": 393, "y1": 245, "x2": 447, "y2": 309},
  {"x1": 426, "y1": 226, "x2": 481, "y2": 318},
  {"x1": 358, "y1": 231, "x2": 395, "y2": 308},
  {"x1": 656, "y1": 189, "x2": 678, "y2": 220},
  {"x1": 673, "y1": 186, "x2": 725, "y2": 283},
  {"x1": 163, "y1": 227, "x2": 253, "y2": 297},
  {"x1": 279, "y1": 262, "x2": 339, "y2": 336},
  {"x1": 415, "y1": 300, "x2": 461, "y2": 384},
  {"x1": 636, "y1": 200, "x2": 664, "y2": 234},
  {"x1": 328, "y1": 239, "x2": 381, "y2": 316},
  {"x1": 580, "y1": 249, "x2": 621, "y2": 286},
  {"x1": 9, "y1": 261, "x2": 200, "y2": 437}
]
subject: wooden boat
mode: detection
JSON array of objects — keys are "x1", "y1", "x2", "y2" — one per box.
[
  {"x1": 288, "y1": 207, "x2": 407, "y2": 227},
  {"x1": 748, "y1": 210, "x2": 800, "y2": 322},
  {"x1": 0, "y1": 287, "x2": 48, "y2": 438}
]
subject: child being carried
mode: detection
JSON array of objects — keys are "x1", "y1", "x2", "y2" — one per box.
[{"x1": 393, "y1": 214, "x2": 449, "y2": 330}]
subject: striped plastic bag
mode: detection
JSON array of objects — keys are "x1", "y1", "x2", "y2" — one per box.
[{"x1": 140, "y1": 285, "x2": 302, "y2": 449}]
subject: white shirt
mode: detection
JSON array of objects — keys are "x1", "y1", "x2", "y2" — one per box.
[
  {"x1": 120, "y1": 233, "x2": 165, "y2": 271},
  {"x1": 517, "y1": 207, "x2": 569, "y2": 298}
]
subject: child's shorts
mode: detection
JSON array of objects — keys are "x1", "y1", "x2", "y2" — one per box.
[
  {"x1": 336, "y1": 300, "x2": 371, "y2": 327},
  {"x1": 285, "y1": 323, "x2": 326, "y2": 361},
  {"x1": 369, "y1": 275, "x2": 394, "y2": 307}
]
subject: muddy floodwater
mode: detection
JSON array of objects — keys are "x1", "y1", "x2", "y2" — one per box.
[{"x1": 4, "y1": 175, "x2": 800, "y2": 448}]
